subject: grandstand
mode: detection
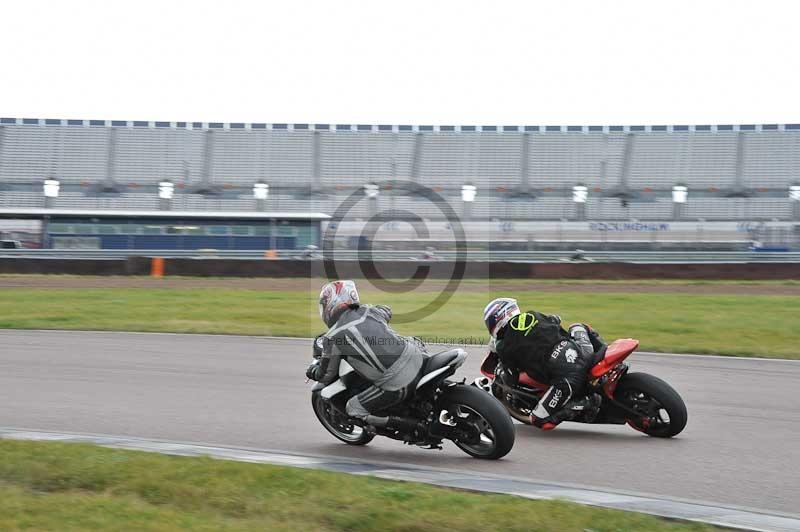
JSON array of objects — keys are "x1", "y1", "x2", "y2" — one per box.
[{"x1": 1, "y1": 119, "x2": 799, "y2": 238}]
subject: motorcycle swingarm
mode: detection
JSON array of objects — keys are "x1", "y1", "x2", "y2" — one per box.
[
  {"x1": 582, "y1": 406, "x2": 627, "y2": 425},
  {"x1": 427, "y1": 419, "x2": 470, "y2": 440},
  {"x1": 600, "y1": 396, "x2": 646, "y2": 421},
  {"x1": 373, "y1": 424, "x2": 443, "y2": 449}
]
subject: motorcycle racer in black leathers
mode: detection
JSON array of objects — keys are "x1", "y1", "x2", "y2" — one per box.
[
  {"x1": 307, "y1": 280, "x2": 428, "y2": 430},
  {"x1": 483, "y1": 297, "x2": 605, "y2": 430}
]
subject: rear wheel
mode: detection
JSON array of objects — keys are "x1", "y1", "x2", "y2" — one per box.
[
  {"x1": 441, "y1": 385, "x2": 515, "y2": 459},
  {"x1": 311, "y1": 392, "x2": 375, "y2": 445},
  {"x1": 615, "y1": 372, "x2": 687, "y2": 438}
]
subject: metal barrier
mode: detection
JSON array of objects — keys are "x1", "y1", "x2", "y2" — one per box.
[{"x1": 1, "y1": 249, "x2": 800, "y2": 263}]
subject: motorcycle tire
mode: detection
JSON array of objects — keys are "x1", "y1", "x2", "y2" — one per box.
[
  {"x1": 441, "y1": 385, "x2": 516, "y2": 459},
  {"x1": 615, "y1": 372, "x2": 687, "y2": 438},
  {"x1": 311, "y1": 392, "x2": 375, "y2": 445}
]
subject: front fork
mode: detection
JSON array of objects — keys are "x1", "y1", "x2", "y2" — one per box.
[{"x1": 591, "y1": 362, "x2": 628, "y2": 398}]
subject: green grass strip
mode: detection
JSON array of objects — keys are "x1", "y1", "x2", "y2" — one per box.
[
  {"x1": 0, "y1": 440, "x2": 717, "y2": 531},
  {"x1": 1, "y1": 287, "x2": 798, "y2": 358}
]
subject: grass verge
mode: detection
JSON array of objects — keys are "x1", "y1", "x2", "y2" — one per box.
[
  {"x1": 0, "y1": 440, "x2": 716, "y2": 532},
  {"x1": 1, "y1": 285, "x2": 799, "y2": 358},
  {"x1": 2, "y1": 274, "x2": 799, "y2": 287}
]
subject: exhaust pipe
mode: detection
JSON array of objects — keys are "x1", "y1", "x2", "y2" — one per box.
[{"x1": 472, "y1": 376, "x2": 492, "y2": 393}]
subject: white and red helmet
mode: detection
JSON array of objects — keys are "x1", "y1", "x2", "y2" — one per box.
[
  {"x1": 483, "y1": 297, "x2": 521, "y2": 339},
  {"x1": 319, "y1": 280, "x2": 360, "y2": 327}
]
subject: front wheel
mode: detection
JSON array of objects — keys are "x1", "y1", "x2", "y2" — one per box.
[
  {"x1": 615, "y1": 372, "x2": 687, "y2": 438},
  {"x1": 311, "y1": 392, "x2": 375, "y2": 445},
  {"x1": 441, "y1": 385, "x2": 516, "y2": 459}
]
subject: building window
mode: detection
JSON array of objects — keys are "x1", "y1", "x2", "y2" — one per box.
[
  {"x1": 73, "y1": 224, "x2": 96, "y2": 234},
  {"x1": 208, "y1": 225, "x2": 229, "y2": 235},
  {"x1": 97, "y1": 225, "x2": 118, "y2": 234},
  {"x1": 48, "y1": 224, "x2": 72, "y2": 233}
]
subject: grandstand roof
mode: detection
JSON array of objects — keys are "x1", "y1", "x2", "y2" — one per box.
[
  {"x1": 0, "y1": 208, "x2": 330, "y2": 220},
  {"x1": 2, "y1": 118, "x2": 799, "y2": 133}
]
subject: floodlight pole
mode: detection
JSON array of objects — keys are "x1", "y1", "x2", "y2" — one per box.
[
  {"x1": 461, "y1": 184, "x2": 476, "y2": 221},
  {"x1": 254, "y1": 182, "x2": 269, "y2": 211},
  {"x1": 365, "y1": 183, "x2": 379, "y2": 217},
  {"x1": 43, "y1": 179, "x2": 60, "y2": 209},
  {"x1": 672, "y1": 185, "x2": 688, "y2": 221},
  {"x1": 575, "y1": 202, "x2": 585, "y2": 221},
  {"x1": 158, "y1": 181, "x2": 174, "y2": 211},
  {"x1": 463, "y1": 199, "x2": 472, "y2": 221},
  {"x1": 672, "y1": 202, "x2": 682, "y2": 221},
  {"x1": 572, "y1": 185, "x2": 587, "y2": 221},
  {"x1": 791, "y1": 185, "x2": 800, "y2": 221},
  {"x1": 41, "y1": 214, "x2": 51, "y2": 249}
]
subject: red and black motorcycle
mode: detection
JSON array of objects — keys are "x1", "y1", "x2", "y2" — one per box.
[{"x1": 474, "y1": 339, "x2": 687, "y2": 437}]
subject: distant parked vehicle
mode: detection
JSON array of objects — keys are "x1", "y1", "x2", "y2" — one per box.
[{"x1": 0, "y1": 240, "x2": 22, "y2": 249}]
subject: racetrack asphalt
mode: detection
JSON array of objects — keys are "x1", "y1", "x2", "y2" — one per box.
[{"x1": 1, "y1": 330, "x2": 798, "y2": 515}]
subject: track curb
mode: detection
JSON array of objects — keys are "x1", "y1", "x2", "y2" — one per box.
[{"x1": 1, "y1": 428, "x2": 798, "y2": 532}]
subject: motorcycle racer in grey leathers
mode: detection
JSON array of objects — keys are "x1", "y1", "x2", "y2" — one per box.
[{"x1": 307, "y1": 280, "x2": 428, "y2": 430}]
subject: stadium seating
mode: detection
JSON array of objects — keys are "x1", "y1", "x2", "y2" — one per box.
[
  {"x1": 627, "y1": 133, "x2": 738, "y2": 188},
  {"x1": 0, "y1": 125, "x2": 109, "y2": 183},
  {"x1": 528, "y1": 132, "x2": 624, "y2": 189},
  {"x1": 418, "y1": 132, "x2": 523, "y2": 189},
  {"x1": 319, "y1": 131, "x2": 416, "y2": 186},
  {"x1": 211, "y1": 130, "x2": 315, "y2": 186},
  {"x1": 741, "y1": 132, "x2": 800, "y2": 188},
  {"x1": 1, "y1": 122, "x2": 798, "y2": 220}
]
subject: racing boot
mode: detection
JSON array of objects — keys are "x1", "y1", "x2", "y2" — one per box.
[
  {"x1": 563, "y1": 393, "x2": 602, "y2": 423},
  {"x1": 532, "y1": 394, "x2": 602, "y2": 429}
]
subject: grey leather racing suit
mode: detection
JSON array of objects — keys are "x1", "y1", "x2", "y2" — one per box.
[{"x1": 311, "y1": 304, "x2": 427, "y2": 427}]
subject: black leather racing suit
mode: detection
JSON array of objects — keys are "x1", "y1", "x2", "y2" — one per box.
[
  {"x1": 491, "y1": 311, "x2": 601, "y2": 425},
  {"x1": 310, "y1": 304, "x2": 427, "y2": 427}
]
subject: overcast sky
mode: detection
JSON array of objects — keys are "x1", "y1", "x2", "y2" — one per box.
[{"x1": 0, "y1": 0, "x2": 798, "y2": 125}]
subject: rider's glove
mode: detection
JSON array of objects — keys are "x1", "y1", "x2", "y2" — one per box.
[
  {"x1": 583, "y1": 323, "x2": 605, "y2": 351},
  {"x1": 306, "y1": 360, "x2": 320, "y2": 381},
  {"x1": 312, "y1": 334, "x2": 326, "y2": 359}
]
